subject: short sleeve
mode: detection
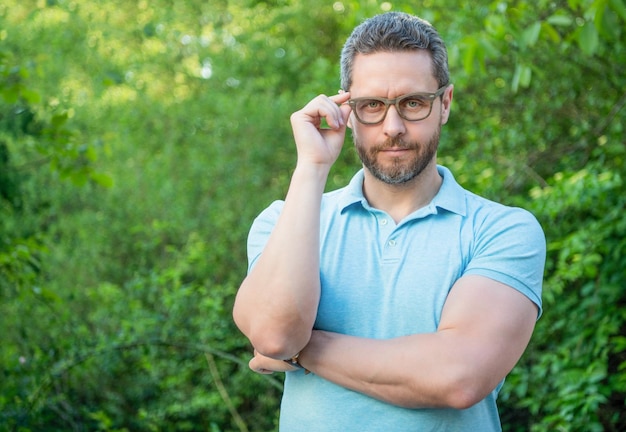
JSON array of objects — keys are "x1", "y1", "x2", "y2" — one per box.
[
  {"x1": 246, "y1": 200, "x2": 284, "y2": 273},
  {"x1": 464, "y1": 206, "x2": 546, "y2": 318}
]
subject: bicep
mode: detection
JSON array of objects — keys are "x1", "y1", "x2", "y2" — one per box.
[{"x1": 438, "y1": 275, "x2": 538, "y2": 387}]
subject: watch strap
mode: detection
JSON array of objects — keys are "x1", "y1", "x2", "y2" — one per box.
[{"x1": 283, "y1": 353, "x2": 310, "y2": 374}]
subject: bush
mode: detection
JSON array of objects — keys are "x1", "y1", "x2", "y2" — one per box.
[{"x1": 1, "y1": 0, "x2": 625, "y2": 431}]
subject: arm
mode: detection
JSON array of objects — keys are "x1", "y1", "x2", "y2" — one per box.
[
  {"x1": 233, "y1": 92, "x2": 352, "y2": 360},
  {"x1": 250, "y1": 275, "x2": 538, "y2": 409}
]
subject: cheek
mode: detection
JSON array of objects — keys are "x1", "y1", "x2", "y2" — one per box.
[{"x1": 350, "y1": 122, "x2": 375, "y2": 145}]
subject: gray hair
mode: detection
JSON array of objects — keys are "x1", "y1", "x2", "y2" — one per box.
[{"x1": 340, "y1": 12, "x2": 450, "y2": 91}]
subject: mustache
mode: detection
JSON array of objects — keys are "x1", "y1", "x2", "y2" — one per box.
[{"x1": 376, "y1": 137, "x2": 416, "y2": 151}]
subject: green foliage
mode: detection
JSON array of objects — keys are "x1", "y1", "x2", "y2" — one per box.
[
  {"x1": 0, "y1": 0, "x2": 625, "y2": 431},
  {"x1": 502, "y1": 158, "x2": 626, "y2": 431}
]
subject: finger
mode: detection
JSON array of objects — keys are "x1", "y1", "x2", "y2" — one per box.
[
  {"x1": 321, "y1": 98, "x2": 347, "y2": 130},
  {"x1": 329, "y1": 91, "x2": 351, "y2": 105},
  {"x1": 339, "y1": 99, "x2": 352, "y2": 125},
  {"x1": 301, "y1": 94, "x2": 346, "y2": 130},
  {"x1": 249, "y1": 357, "x2": 271, "y2": 374},
  {"x1": 328, "y1": 92, "x2": 351, "y2": 129}
]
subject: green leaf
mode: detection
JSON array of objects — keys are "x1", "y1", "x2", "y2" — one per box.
[
  {"x1": 21, "y1": 88, "x2": 41, "y2": 104},
  {"x1": 512, "y1": 63, "x2": 532, "y2": 92},
  {"x1": 521, "y1": 21, "x2": 542, "y2": 48},
  {"x1": 50, "y1": 112, "x2": 69, "y2": 127},
  {"x1": 547, "y1": 13, "x2": 574, "y2": 26},
  {"x1": 1, "y1": 86, "x2": 19, "y2": 103},
  {"x1": 90, "y1": 172, "x2": 114, "y2": 188},
  {"x1": 462, "y1": 37, "x2": 477, "y2": 74},
  {"x1": 577, "y1": 21, "x2": 599, "y2": 55},
  {"x1": 609, "y1": 0, "x2": 626, "y2": 22},
  {"x1": 541, "y1": 22, "x2": 562, "y2": 43},
  {"x1": 520, "y1": 65, "x2": 532, "y2": 88},
  {"x1": 478, "y1": 37, "x2": 500, "y2": 58}
]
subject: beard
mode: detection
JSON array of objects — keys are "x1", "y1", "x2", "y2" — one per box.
[{"x1": 355, "y1": 124, "x2": 441, "y2": 185}]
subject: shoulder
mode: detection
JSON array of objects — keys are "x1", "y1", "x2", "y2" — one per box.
[
  {"x1": 458, "y1": 191, "x2": 546, "y2": 315},
  {"x1": 252, "y1": 199, "x2": 284, "y2": 226},
  {"x1": 464, "y1": 191, "x2": 544, "y2": 243}
]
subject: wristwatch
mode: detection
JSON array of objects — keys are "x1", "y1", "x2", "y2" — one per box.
[{"x1": 284, "y1": 353, "x2": 310, "y2": 374}]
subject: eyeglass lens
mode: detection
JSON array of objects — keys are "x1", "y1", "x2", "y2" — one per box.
[{"x1": 354, "y1": 94, "x2": 433, "y2": 123}]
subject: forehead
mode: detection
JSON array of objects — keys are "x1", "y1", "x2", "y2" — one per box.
[{"x1": 350, "y1": 50, "x2": 437, "y2": 97}]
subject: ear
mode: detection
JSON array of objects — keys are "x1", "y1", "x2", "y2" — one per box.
[{"x1": 440, "y1": 84, "x2": 454, "y2": 125}]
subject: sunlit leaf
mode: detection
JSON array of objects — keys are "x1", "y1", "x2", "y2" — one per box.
[
  {"x1": 478, "y1": 37, "x2": 500, "y2": 58},
  {"x1": 521, "y1": 21, "x2": 542, "y2": 47},
  {"x1": 547, "y1": 13, "x2": 574, "y2": 26},
  {"x1": 512, "y1": 63, "x2": 532, "y2": 92},
  {"x1": 541, "y1": 22, "x2": 562, "y2": 43},
  {"x1": 462, "y1": 37, "x2": 477, "y2": 74},
  {"x1": 90, "y1": 172, "x2": 114, "y2": 188}
]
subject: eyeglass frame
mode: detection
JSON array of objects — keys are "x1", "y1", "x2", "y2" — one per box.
[{"x1": 347, "y1": 85, "x2": 449, "y2": 125}]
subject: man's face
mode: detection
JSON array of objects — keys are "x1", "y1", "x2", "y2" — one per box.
[{"x1": 347, "y1": 51, "x2": 452, "y2": 185}]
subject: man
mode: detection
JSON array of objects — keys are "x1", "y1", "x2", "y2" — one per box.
[{"x1": 233, "y1": 11, "x2": 545, "y2": 431}]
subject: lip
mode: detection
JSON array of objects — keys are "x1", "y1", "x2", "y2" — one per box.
[{"x1": 380, "y1": 147, "x2": 411, "y2": 154}]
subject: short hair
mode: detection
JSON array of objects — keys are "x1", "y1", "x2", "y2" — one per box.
[{"x1": 340, "y1": 12, "x2": 450, "y2": 91}]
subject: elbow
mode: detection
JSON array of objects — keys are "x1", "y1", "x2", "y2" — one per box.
[
  {"x1": 233, "y1": 309, "x2": 310, "y2": 359},
  {"x1": 445, "y1": 385, "x2": 485, "y2": 410},
  {"x1": 426, "y1": 354, "x2": 496, "y2": 409},
  {"x1": 253, "y1": 337, "x2": 300, "y2": 360},
  {"x1": 232, "y1": 302, "x2": 250, "y2": 337},
  {"x1": 232, "y1": 280, "x2": 315, "y2": 359},
  {"x1": 248, "y1": 328, "x2": 311, "y2": 360},
  {"x1": 441, "y1": 375, "x2": 492, "y2": 410}
]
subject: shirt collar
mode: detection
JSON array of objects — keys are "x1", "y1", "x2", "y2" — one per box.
[
  {"x1": 432, "y1": 165, "x2": 467, "y2": 216},
  {"x1": 336, "y1": 165, "x2": 467, "y2": 217}
]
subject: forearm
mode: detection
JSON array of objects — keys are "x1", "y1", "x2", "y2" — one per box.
[
  {"x1": 297, "y1": 278, "x2": 537, "y2": 409},
  {"x1": 234, "y1": 92, "x2": 351, "y2": 358},
  {"x1": 233, "y1": 163, "x2": 330, "y2": 359},
  {"x1": 299, "y1": 330, "x2": 487, "y2": 409}
]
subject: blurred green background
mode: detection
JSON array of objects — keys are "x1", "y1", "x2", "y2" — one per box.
[{"x1": 1, "y1": 0, "x2": 624, "y2": 431}]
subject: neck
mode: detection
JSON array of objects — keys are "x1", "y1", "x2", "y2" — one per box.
[{"x1": 362, "y1": 162, "x2": 442, "y2": 224}]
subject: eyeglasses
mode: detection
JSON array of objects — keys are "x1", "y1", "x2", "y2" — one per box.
[{"x1": 347, "y1": 85, "x2": 448, "y2": 125}]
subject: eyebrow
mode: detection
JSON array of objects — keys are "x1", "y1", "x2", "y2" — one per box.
[{"x1": 350, "y1": 86, "x2": 447, "y2": 101}]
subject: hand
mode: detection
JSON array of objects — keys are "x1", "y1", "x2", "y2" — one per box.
[
  {"x1": 290, "y1": 91, "x2": 352, "y2": 167},
  {"x1": 249, "y1": 349, "x2": 299, "y2": 375}
]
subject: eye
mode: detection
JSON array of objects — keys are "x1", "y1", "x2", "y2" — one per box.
[
  {"x1": 357, "y1": 99, "x2": 385, "y2": 112},
  {"x1": 402, "y1": 96, "x2": 428, "y2": 110}
]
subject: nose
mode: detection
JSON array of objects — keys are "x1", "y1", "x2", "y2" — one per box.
[{"x1": 382, "y1": 104, "x2": 406, "y2": 138}]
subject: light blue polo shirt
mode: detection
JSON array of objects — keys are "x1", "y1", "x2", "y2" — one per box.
[{"x1": 247, "y1": 165, "x2": 546, "y2": 432}]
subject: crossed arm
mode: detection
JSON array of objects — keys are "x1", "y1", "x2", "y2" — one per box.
[
  {"x1": 246, "y1": 274, "x2": 538, "y2": 409},
  {"x1": 232, "y1": 91, "x2": 539, "y2": 410}
]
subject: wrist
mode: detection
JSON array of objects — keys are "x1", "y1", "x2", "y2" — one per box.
[
  {"x1": 294, "y1": 160, "x2": 332, "y2": 179},
  {"x1": 284, "y1": 352, "x2": 310, "y2": 374}
]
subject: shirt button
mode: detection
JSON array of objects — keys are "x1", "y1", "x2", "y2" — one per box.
[
  {"x1": 380, "y1": 219, "x2": 388, "y2": 226},
  {"x1": 388, "y1": 239, "x2": 397, "y2": 247}
]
